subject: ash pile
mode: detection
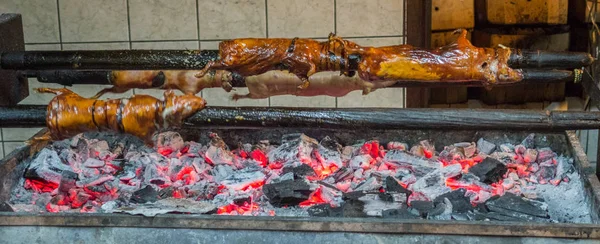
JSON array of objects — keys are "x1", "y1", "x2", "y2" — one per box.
[{"x1": 6, "y1": 131, "x2": 592, "y2": 223}]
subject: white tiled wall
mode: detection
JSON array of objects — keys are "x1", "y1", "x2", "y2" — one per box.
[{"x1": 0, "y1": 0, "x2": 406, "y2": 157}]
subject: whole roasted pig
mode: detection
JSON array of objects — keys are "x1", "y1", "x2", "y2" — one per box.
[
  {"x1": 92, "y1": 70, "x2": 233, "y2": 99},
  {"x1": 33, "y1": 88, "x2": 206, "y2": 145},
  {"x1": 232, "y1": 70, "x2": 398, "y2": 100},
  {"x1": 336, "y1": 29, "x2": 523, "y2": 87},
  {"x1": 195, "y1": 33, "x2": 359, "y2": 90}
]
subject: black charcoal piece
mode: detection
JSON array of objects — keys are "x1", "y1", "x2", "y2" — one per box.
[
  {"x1": 158, "y1": 187, "x2": 174, "y2": 199},
  {"x1": 410, "y1": 201, "x2": 435, "y2": 217},
  {"x1": 233, "y1": 196, "x2": 252, "y2": 206},
  {"x1": 130, "y1": 185, "x2": 158, "y2": 204},
  {"x1": 262, "y1": 179, "x2": 312, "y2": 207},
  {"x1": 521, "y1": 133, "x2": 536, "y2": 149},
  {"x1": 476, "y1": 138, "x2": 496, "y2": 155},
  {"x1": 428, "y1": 202, "x2": 447, "y2": 217},
  {"x1": 0, "y1": 202, "x2": 14, "y2": 212},
  {"x1": 468, "y1": 157, "x2": 507, "y2": 184},
  {"x1": 538, "y1": 165, "x2": 557, "y2": 180},
  {"x1": 385, "y1": 176, "x2": 412, "y2": 195},
  {"x1": 319, "y1": 136, "x2": 342, "y2": 152},
  {"x1": 307, "y1": 204, "x2": 343, "y2": 217},
  {"x1": 24, "y1": 148, "x2": 76, "y2": 185},
  {"x1": 281, "y1": 164, "x2": 316, "y2": 179},
  {"x1": 434, "y1": 189, "x2": 472, "y2": 213},
  {"x1": 327, "y1": 167, "x2": 353, "y2": 183},
  {"x1": 382, "y1": 208, "x2": 419, "y2": 219},
  {"x1": 342, "y1": 199, "x2": 366, "y2": 217},
  {"x1": 485, "y1": 193, "x2": 548, "y2": 218}
]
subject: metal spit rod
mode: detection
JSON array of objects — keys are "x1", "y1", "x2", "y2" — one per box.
[
  {"x1": 3, "y1": 105, "x2": 600, "y2": 131},
  {"x1": 0, "y1": 49, "x2": 594, "y2": 70}
]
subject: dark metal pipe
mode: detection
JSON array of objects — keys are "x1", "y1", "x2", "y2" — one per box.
[
  {"x1": 22, "y1": 69, "x2": 575, "y2": 88},
  {"x1": 1, "y1": 49, "x2": 594, "y2": 70},
  {"x1": 1, "y1": 50, "x2": 220, "y2": 70},
  {"x1": 508, "y1": 49, "x2": 595, "y2": 69},
  {"x1": 3, "y1": 105, "x2": 600, "y2": 131}
]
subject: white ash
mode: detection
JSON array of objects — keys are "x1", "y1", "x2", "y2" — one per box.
[{"x1": 7, "y1": 131, "x2": 593, "y2": 223}]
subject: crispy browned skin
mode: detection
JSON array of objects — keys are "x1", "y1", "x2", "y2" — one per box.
[
  {"x1": 36, "y1": 88, "x2": 206, "y2": 145},
  {"x1": 233, "y1": 71, "x2": 398, "y2": 100},
  {"x1": 91, "y1": 70, "x2": 233, "y2": 99},
  {"x1": 344, "y1": 29, "x2": 523, "y2": 86},
  {"x1": 195, "y1": 34, "x2": 358, "y2": 90}
]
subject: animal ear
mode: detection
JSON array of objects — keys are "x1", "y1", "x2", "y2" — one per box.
[{"x1": 163, "y1": 90, "x2": 177, "y2": 106}]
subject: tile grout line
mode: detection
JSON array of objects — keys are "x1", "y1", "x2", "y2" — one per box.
[
  {"x1": 334, "y1": 1, "x2": 338, "y2": 108},
  {"x1": 126, "y1": 0, "x2": 134, "y2": 95},
  {"x1": 56, "y1": 0, "x2": 63, "y2": 50},
  {"x1": 196, "y1": 0, "x2": 202, "y2": 98},
  {"x1": 265, "y1": 0, "x2": 270, "y2": 107},
  {"x1": 1, "y1": 128, "x2": 4, "y2": 158},
  {"x1": 126, "y1": 0, "x2": 132, "y2": 49}
]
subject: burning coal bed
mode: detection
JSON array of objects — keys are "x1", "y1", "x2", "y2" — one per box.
[{"x1": 6, "y1": 131, "x2": 592, "y2": 223}]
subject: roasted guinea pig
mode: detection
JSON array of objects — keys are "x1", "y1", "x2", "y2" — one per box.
[
  {"x1": 195, "y1": 33, "x2": 360, "y2": 90},
  {"x1": 34, "y1": 88, "x2": 206, "y2": 145},
  {"x1": 344, "y1": 29, "x2": 523, "y2": 87},
  {"x1": 91, "y1": 70, "x2": 234, "y2": 99},
  {"x1": 232, "y1": 70, "x2": 398, "y2": 100}
]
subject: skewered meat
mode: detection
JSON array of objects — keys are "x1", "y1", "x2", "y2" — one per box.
[
  {"x1": 331, "y1": 29, "x2": 523, "y2": 87},
  {"x1": 92, "y1": 70, "x2": 233, "y2": 99},
  {"x1": 34, "y1": 88, "x2": 206, "y2": 145},
  {"x1": 195, "y1": 33, "x2": 360, "y2": 91},
  {"x1": 232, "y1": 70, "x2": 398, "y2": 100}
]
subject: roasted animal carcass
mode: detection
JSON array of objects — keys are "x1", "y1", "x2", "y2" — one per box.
[
  {"x1": 34, "y1": 88, "x2": 206, "y2": 145},
  {"x1": 339, "y1": 29, "x2": 523, "y2": 87},
  {"x1": 232, "y1": 70, "x2": 398, "y2": 100},
  {"x1": 92, "y1": 70, "x2": 233, "y2": 99},
  {"x1": 195, "y1": 33, "x2": 360, "y2": 90}
]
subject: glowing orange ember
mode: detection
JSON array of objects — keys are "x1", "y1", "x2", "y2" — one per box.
[
  {"x1": 25, "y1": 179, "x2": 58, "y2": 193},
  {"x1": 217, "y1": 202, "x2": 260, "y2": 215},
  {"x1": 250, "y1": 149, "x2": 268, "y2": 167},
  {"x1": 299, "y1": 187, "x2": 327, "y2": 207}
]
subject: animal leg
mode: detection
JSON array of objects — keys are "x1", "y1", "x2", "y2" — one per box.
[
  {"x1": 231, "y1": 92, "x2": 251, "y2": 101},
  {"x1": 35, "y1": 87, "x2": 71, "y2": 95},
  {"x1": 195, "y1": 60, "x2": 225, "y2": 78},
  {"x1": 91, "y1": 86, "x2": 129, "y2": 99},
  {"x1": 295, "y1": 63, "x2": 316, "y2": 90}
]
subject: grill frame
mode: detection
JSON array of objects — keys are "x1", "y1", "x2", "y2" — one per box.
[{"x1": 1, "y1": 128, "x2": 600, "y2": 240}]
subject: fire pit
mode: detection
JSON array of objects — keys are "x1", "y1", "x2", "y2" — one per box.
[{"x1": 1, "y1": 126, "x2": 600, "y2": 242}]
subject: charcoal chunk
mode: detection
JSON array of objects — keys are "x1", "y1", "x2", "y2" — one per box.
[
  {"x1": 382, "y1": 208, "x2": 419, "y2": 219},
  {"x1": 341, "y1": 199, "x2": 366, "y2": 217},
  {"x1": 326, "y1": 167, "x2": 353, "y2": 183},
  {"x1": 130, "y1": 185, "x2": 158, "y2": 204},
  {"x1": 485, "y1": 193, "x2": 548, "y2": 218},
  {"x1": 262, "y1": 179, "x2": 312, "y2": 207},
  {"x1": 307, "y1": 204, "x2": 343, "y2": 217},
  {"x1": 433, "y1": 189, "x2": 472, "y2": 213},
  {"x1": 385, "y1": 176, "x2": 411, "y2": 195},
  {"x1": 233, "y1": 196, "x2": 252, "y2": 206},
  {"x1": 521, "y1": 133, "x2": 535, "y2": 149},
  {"x1": 468, "y1": 157, "x2": 507, "y2": 184},
  {"x1": 0, "y1": 202, "x2": 14, "y2": 212},
  {"x1": 410, "y1": 200, "x2": 434, "y2": 217},
  {"x1": 281, "y1": 164, "x2": 316, "y2": 179},
  {"x1": 24, "y1": 148, "x2": 76, "y2": 185},
  {"x1": 476, "y1": 138, "x2": 496, "y2": 155}
]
